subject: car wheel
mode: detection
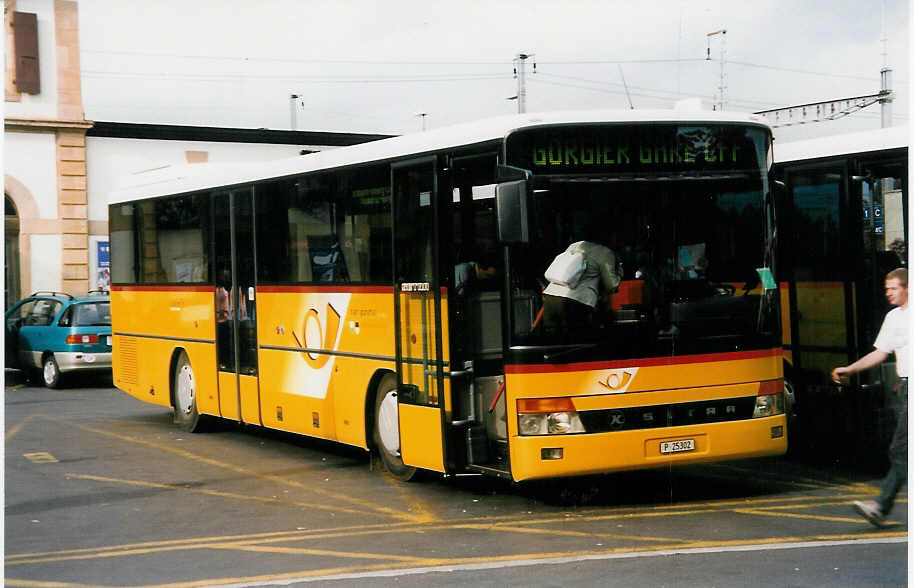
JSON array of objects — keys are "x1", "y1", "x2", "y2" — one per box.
[
  {"x1": 372, "y1": 373, "x2": 417, "y2": 481},
  {"x1": 173, "y1": 351, "x2": 204, "y2": 432},
  {"x1": 42, "y1": 354, "x2": 61, "y2": 388}
]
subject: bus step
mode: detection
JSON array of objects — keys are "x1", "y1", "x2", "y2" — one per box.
[
  {"x1": 466, "y1": 424, "x2": 489, "y2": 463},
  {"x1": 492, "y1": 439, "x2": 509, "y2": 465},
  {"x1": 466, "y1": 463, "x2": 512, "y2": 479}
]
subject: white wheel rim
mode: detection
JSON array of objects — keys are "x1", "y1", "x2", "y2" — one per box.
[
  {"x1": 176, "y1": 364, "x2": 195, "y2": 415},
  {"x1": 43, "y1": 359, "x2": 56, "y2": 384},
  {"x1": 378, "y1": 390, "x2": 400, "y2": 456}
]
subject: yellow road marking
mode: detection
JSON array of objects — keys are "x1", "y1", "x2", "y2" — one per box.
[
  {"x1": 66, "y1": 473, "x2": 388, "y2": 519},
  {"x1": 9, "y1": 491, "x2": 904, "y2": 567},
  {"x1": 451, "y1": 522, "x2": 680, "y2": 543},
  {"x1": 212, "y1": 543, "x2": 433, "y2": 563},
  {"x1": 3, "y1": 519, "x2": 435, "y2": 564},
  {"x1": 734, "y1": 508, "x2": 869, "y2": 524},
  {"x1": 7, "y1": 414, "x2": 41, "y2": 441},
  {"x1": 8, "y1": 417, "x2": 906, "y2": 586},
  {"x1": 9, "y1": 532, "x2": 907, "y2": 588},
  {"x1": 635, "y1": 491, "x2": 881, "y2": 513},
  {"x1": 23, "y1": 452, "x2": 59, "y2": 464},
  {"x1": 62, "y1": 419, "x2": 427, "y2": 522}
]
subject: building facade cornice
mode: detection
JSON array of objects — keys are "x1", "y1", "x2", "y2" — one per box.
[{"x1": 5, "y1": 116, "x2": 94, "y2": 132}]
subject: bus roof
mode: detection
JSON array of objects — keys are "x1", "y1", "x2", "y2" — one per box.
[
  {"x1": 108, "y1": 109, "x2": 770, "y2": 205},
  {"x1": 774, "y1": 125, "x2": 909, "y2": 164}
]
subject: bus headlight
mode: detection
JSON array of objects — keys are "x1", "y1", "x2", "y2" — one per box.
[
  {"x1": 518, "y1": 414, "x2": 548, "y2": 435},
  {"x1": 753, "y1": 380, "x2": 785, "y2": 418},
  {"x1": 517, "y1": 398, "x2": 586, "y2": 435}
]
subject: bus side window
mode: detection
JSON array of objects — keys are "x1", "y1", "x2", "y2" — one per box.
[
  {"x1": 449, "y1": 155, "x2": 502, "y2": 365},
  {"x1": 309, "y1": 237, "x2": 347, "y2": 282}
]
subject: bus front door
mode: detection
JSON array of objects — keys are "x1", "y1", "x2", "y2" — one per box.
[
  {"x1": 392, "y1": 159, "x2": 446, "y2": 473},
  {"x1": 214, "y1": 189, "x2": 261, "y2": 425}
]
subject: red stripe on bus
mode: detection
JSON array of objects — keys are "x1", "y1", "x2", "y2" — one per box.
[
  {"x1": 257, "y1": 285, "x2": 394, "y2": 294},
  {"x1": 111, "y1": 285, "x2": 213, "y2": 292},
  {"x1": 505, "y1": 348, "x2": 782, "y2": 374},
  {"x1": 112, "y1": 285, "x2": 397, "y2": 294}
]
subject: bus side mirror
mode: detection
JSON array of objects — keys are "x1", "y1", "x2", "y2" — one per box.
[{"x1": 496, "y1": 180, "x2": 529, "y2": 244}]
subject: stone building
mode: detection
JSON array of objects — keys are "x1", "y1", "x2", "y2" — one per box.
[{"x1": 5, "y1": 0, "x2": 91, "y2": 307}]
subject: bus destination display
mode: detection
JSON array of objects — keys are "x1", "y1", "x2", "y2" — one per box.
[{"x1": 505, "y1": 124, "x2": 767, "y2": 175}]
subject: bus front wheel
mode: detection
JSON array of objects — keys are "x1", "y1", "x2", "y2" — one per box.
[
  {"x1": 373, "y1": 373, "x2": 417, "y2": 481},
  {"x1": 173, "y1": 351, "x2": 204, "y2": 433}
]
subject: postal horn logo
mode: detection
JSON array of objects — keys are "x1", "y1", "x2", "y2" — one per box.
[
  {"x1": 292, "y1": 302, "x2": 342, "y2": 370},
  {"x1": 597, "y1": 368, "x2": 638, "y2": 393}
]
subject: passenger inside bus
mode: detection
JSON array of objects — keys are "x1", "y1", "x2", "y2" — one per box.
[
  {"x1": 542, "y1": 238, "x2": 621, "y2": 342},
  {"x1": 454, "y1": 250, "x2": 498, "y2": 297},
  {"x1": 310, "y1": 237, "x2": 348, "y2": 282}
]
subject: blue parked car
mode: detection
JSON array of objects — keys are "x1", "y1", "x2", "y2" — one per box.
[{"x1": 5, "y1": 291, "x2": 112, "y2": 388}]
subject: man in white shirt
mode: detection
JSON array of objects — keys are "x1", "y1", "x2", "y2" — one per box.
[{"x1": 831, "y1": 267, "x2": 909, "y2": 527}]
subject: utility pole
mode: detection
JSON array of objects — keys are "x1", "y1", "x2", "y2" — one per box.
[
  {"x1": 289, "y1": 94, "x2": 300, "y2": 131},
  {"x1": 756, "y1": 3, "x2": 893, "y2": 130},
  {"x1": 513, "y1": 53, "x2": 535, "y2": 113},
  {"x1": 879, "y1": 0, "x2": 893, "y2": 128},
  {"x1": 415, "y1": 112, "x2": 428, "y2": 131},
  {"x1": 706, "y1": 29, "x2": 727, "y2": 111}
]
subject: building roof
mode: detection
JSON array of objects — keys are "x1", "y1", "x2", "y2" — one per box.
[
  {"x1": 87, "y1": 121, "x2": 394, "y2": 146},
  {"x1": 774, "y1": 125, "x2": 909, "y2": 163}
]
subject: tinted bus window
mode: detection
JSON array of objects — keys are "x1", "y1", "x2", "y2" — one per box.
[
  {"x1": 110, "y1": 202, "x2": 140, "y2": 284},
  {"x1": 110, "y1": 194, "x2": 211, "y2": 285},
  {"x1": 256, "y1": 165, "x2": 391, "y2": 284}
]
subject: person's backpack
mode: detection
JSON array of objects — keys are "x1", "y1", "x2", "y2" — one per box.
[{"x1": 545, "y1": 250, "x2": 587, "y2": 289}]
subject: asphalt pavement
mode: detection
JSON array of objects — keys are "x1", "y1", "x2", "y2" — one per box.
[{"x1": 5, "y1": 371, "x2": 907, "y2": 587}]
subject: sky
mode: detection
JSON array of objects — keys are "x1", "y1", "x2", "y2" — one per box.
[{"x1": 77, "y1": 0, "x2": 910, "y2": 143}]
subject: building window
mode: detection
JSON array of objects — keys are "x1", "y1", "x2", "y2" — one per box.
[{"x1": 13, "y1": 12, "x2": 40, "y2": 95}]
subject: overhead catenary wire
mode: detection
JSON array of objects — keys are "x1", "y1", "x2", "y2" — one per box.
[
  {"x1": 81, "y1": 68, "x2": 511, "y2": 81},
  {"x1": 82, "y1": 49, "x2": 897, "y2": 84},
  {"x1": 80, "y1": 50, "x2": 907, "y2": 129}
]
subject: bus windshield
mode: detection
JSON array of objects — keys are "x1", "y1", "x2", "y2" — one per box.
[{"x1": 505, "y1": 124, "x2": 777, "y2": 362}]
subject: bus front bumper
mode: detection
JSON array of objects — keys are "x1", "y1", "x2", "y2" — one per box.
[{"x1": 508, "y1": 415, "x2": 787, "y2": 482}]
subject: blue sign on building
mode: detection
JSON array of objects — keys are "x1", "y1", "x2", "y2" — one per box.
[{"x1": 97, "y1": 241, "x2": 110, "y2": 267}]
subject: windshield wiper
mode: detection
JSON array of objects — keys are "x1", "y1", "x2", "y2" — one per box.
[{"x1": 543, "y1": 343, "x2": 599, "y2": 363}]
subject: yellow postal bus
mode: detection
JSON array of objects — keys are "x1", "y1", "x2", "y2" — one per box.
[{"x1": 109, "y1": 110, "x2": 787, "y2": 481}]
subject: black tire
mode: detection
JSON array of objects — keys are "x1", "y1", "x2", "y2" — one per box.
[
  {"x1": 42, "y1": 354, "x2": 61, "y2": 389},
  {"x1": 372, "y1": 373, "x2": 417, "y2": 481},
  {"x1": 173, "y1": 351, "x2": 204, "y2": 432}
]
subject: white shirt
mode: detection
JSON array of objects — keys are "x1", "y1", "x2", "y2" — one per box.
[{"x1": 874, "y1": 305, "x2": 910, "y2": 377}]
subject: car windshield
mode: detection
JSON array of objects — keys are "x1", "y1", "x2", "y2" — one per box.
[{"x1": 71, "y1": 302, "x2": 111, "y2": 326}]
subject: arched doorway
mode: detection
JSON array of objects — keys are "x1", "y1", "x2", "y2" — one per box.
[{"x1": 6, "y1": 194, "x2": 21, "y2": 309}]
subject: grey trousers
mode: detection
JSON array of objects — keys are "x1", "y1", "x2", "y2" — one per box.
[{"x1": 877, "y1": 378, "x2": 907, "y2": 514}]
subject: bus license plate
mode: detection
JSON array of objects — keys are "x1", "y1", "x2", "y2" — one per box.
[{"x1": 660, "y1": 439, "x2": 695, "y2": 454}]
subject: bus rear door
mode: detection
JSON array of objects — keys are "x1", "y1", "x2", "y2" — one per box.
[
  {"x1": 392, "y1": 158, "x2": 446, "y2": 473},
  {"x1": 214, "y1": 188, "x2": 261, "y2": 425}
]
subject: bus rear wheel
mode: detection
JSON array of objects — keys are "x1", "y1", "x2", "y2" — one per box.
[
  {"x1": 373, "y1": 373, "x2": 417, "y2": 481},
  {"x1": 173, "y1": 351, "x2": 204, "y2": 432}
]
